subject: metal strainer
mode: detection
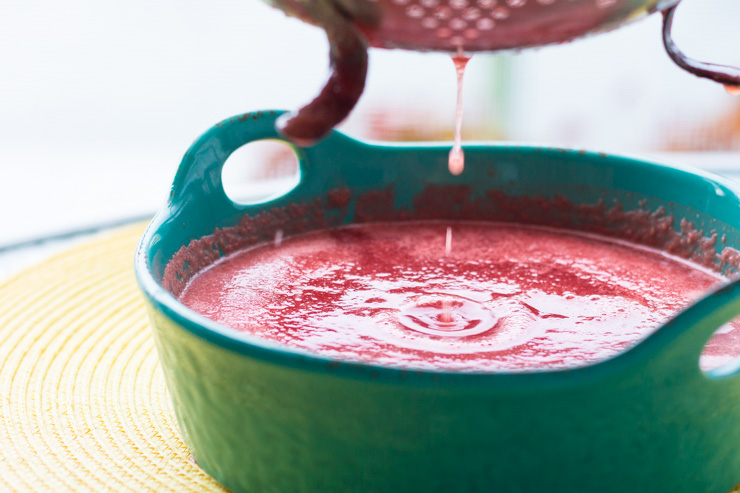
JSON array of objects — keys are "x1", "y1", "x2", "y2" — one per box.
[
  {"x1": 338, "y1": 0, "x2": 665, "y2": 53},
  {"x1": 265, "y1": 0, "x2": 740, "y2": 143}
]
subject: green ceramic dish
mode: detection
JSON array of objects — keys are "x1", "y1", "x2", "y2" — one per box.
[{"x1": 135, "y1": 110, "x2": 740, "y2": 493}]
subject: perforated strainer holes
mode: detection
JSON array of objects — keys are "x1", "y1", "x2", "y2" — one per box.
[
  {"x1": 392, "y1": 0, "x2": 619, "y2": 49},
  {"x1": 221, "y1": 140, "x2": 300, "y2": 205}
]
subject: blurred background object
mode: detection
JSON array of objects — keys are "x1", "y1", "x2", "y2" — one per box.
[{"x1": 1, "y1": 0, "x2": 739, "y2": 248}]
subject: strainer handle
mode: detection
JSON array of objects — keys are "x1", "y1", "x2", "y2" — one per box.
[
  {"x1": 661, "y1": 3, "x2": 740, "y2": 90},
  {"x1": 627, "y1": 275, "x2": 740, "y2": 379}
]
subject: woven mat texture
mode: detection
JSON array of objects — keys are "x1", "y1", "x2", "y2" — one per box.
[{"x1": 0, "y1": 224, "x2": 225, "y2": 492}]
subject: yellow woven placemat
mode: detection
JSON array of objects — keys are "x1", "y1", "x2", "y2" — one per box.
[{"x1": 0, "y1": 223, "x2": 225, "y2": 492}]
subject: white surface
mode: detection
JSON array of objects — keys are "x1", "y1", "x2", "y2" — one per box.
[
  {"x1": 0, "y1": 150, "x2": 169, "y2": 246},
  {"x1": 0, "y1": 234, "x2": 94, "y2": 280}
]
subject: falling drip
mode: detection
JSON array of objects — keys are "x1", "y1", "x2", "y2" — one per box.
[
  {"x1": 449, "y1": 50, "x2": 471, "y2": 176},
  {"x1": 725, "y1": 84, "x2": 740, "y2": 96},
  {"x1": 274, "y1": 229, "x2": 284, "y2": 248},
  {"x1": 440, "y1": 226, "x2": 453, "y2": 322}
]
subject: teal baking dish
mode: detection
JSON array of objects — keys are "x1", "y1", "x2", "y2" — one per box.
[{"x1": 135, "y1": 110, "x2": 740, "y2": 492}]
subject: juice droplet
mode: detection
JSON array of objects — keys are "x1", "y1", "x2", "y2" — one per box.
[
  {"x1": 274, "y1": 229, "x2": 284, "y2": 247},
  {"x1": 449, "y1": 51, "x2": 471, "y2": 175},
  {"x1": 449, "y1": 148, "x2": 464, "y2": 176},
  {"x1": 725, "y1": 84, "x2": 740, "y2": 96},
  {"x1": 445, "y1": 226, "x2": 452, "y2": 256}
]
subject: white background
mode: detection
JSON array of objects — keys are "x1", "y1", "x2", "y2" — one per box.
[{"x1": 1, "y1": 0, "x2": 739, "y2": 246}]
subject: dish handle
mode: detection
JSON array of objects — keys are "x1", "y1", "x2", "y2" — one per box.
[
  {"x1": 631, "y1": 275, "x2": 740, "y2": 380},
  {"x1": 168, "y1": 110, "x2": 328, "y2": 216}
]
